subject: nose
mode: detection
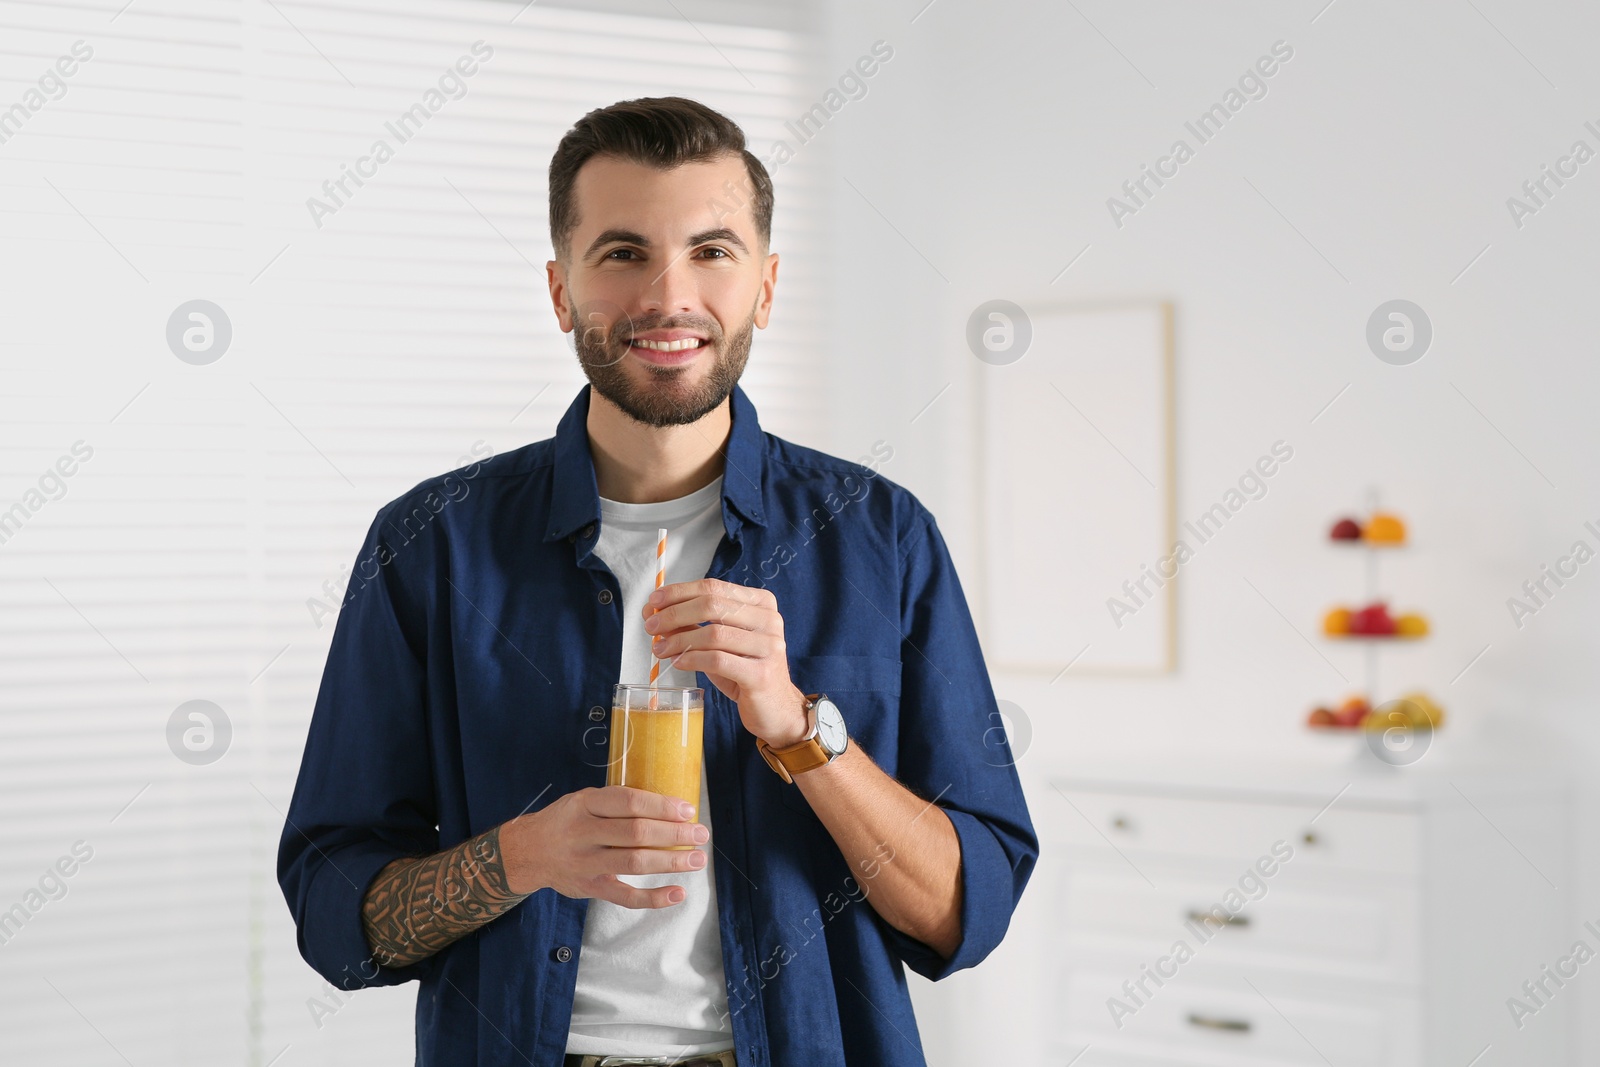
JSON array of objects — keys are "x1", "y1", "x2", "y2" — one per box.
[{"x1": 640, "y1": 250, "x2": 697, "y2": 319}]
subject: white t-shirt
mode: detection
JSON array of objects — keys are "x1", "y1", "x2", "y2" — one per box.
[{"x1": 565, "y1": 474, "x2": 736, "y2": 1058}]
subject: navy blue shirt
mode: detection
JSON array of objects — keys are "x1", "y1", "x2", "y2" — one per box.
[{"x1": 278, "y1": 383, "x2": 1038, "y2": 1066}]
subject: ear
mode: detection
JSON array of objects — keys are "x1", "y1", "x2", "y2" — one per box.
[
  {"x1": 547, "y1": 259, "x2": 574, "y2": 331},
  {"x1": 752, "y1": 251, "x2": 779, "y2": 329}
]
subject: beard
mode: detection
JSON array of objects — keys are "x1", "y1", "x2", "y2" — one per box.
[{"x1": 571, "y1": 299, "x2": 754, "y2": 429}]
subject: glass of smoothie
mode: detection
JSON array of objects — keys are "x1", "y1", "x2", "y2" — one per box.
[{"x1": 607, "y1": 684, "x2": 704, "y2": 849}]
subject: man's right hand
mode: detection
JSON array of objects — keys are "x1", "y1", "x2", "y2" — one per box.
[{"x1": 501, "y1": 786, "x2": 710, "y2": 908}]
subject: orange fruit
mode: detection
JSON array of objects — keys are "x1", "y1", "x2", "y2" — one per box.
[
  {"x1": 1323, "y1": 608, "x2": 1352, "y2": 635},
  {"x1": 1365, "y1": 513, "x2": 1406, "y2": 543},
  {"x1": 1395, "y1": 613, "x2": 1429, "y2": 637}
]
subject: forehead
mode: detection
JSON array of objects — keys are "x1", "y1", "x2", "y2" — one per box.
[{"x1": 571, "y1": 152, "x2": 757, "y2": 244}]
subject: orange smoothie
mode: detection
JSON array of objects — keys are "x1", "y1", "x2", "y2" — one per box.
[{"x1": 606, "y1": 705, "x2": 703, "y2": 848}]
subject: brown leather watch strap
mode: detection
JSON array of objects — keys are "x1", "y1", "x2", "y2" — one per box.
[
  {"x1": 756, "y1": 693, "x2": 831, "y2": 784},
  {"x1": 757, "y1": 732, "x2": 831, "y2": 784}
]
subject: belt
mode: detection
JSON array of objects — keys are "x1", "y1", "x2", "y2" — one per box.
[{"x1": 562, "y1": 1052, "x2": 736, "y2": 1067}]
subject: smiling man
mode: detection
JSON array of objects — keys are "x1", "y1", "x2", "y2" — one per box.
[{"x1": 278, "y1": 96, "x2": 1037, "y2": 1067}]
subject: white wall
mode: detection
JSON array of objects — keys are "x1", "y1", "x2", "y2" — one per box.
[{"x1": 816, "y1": 1, "x2": 1600, "y2": 1062}]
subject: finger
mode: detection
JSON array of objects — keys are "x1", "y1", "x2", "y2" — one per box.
[
  {"x1": 598, "y1": 844, "x2": 709, "y2": 877},
  {"x1": 644, "y1": 593, "x2": 714, "y2": 634},
  {"x1": 667, "y1": 648, "x2": 765, "y2": 688},
  {"x1": 653, "y1": 623, "x2": 778, "y2": 661},
  {"x1": 585, "y1": 785, "x2": 694, "y2": 822},
  {"x1": 708, "y1": 588, "x2": 781, "y2": 632},
  {"x1": 641, "y1": 579, "x2": 710, "y2": 620},
  {"x1": 594, "y1": 816, "x2": 710, "y2": 850},
  {"x1": 591, "y1": 876, "x2": 690, "y2": 909},
  {"x1": 650, "y1": 593, "x2": 776, "y2": 636},
  {"x1": 645, "y1": 578, "x2": 764, "y2": 615},
  {"x1": 646, "y1": 581, "x2": 773, "y2": 625}
]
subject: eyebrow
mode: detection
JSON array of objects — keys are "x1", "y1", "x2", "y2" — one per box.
[{"x1": 583, "y1": 226, "x2": 749, "y2": 261}]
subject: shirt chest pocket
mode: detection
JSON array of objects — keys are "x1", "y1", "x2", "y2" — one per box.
[
  {"x1": 788, "y1": 653, "x2": 901, "y2": 704},
  {"x1": 775, "y1": 654, "x2": 901, "y2": 817}
]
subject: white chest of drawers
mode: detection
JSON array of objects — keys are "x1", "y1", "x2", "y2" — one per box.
[{"x1": 1046, "y1": 761, "x2": 1573, "y2": 1067}]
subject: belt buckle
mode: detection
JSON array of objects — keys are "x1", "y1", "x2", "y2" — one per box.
[{"x1": 595, "y1": 1056, "x2": 728, "y2": 1067}]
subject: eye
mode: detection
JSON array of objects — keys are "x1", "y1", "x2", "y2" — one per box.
[
  {"x1": 604, "y1": 248, "x2": 639, "y2": 261},
  {"x1": 698, "y1": 247, "x2": 730, "y2": 260}
]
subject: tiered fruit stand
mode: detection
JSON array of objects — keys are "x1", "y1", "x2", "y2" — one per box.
[{"x1": 1306, "y1": 498, "x2": 1445, "y2": 739}]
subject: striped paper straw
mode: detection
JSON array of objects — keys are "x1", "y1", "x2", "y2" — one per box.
[{"x1": 648, "y1": 527, "x2": 666, "y2": 710}]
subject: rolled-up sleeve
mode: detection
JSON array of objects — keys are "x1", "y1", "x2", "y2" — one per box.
[
  {"x1": 277, "y1": 503, "x2": 440, "y2": 990},
  {"x1": 879, "y1": 506, "x2": 1039, "y2": 981}
]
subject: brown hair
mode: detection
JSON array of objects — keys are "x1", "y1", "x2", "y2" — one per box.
[{"x1": 548, "y1": 96, "x2": 773, "y2": 263}]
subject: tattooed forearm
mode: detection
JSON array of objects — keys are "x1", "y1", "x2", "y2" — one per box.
[{"x1": 361, "y1": 824, "x2": 528, "y2": 968}]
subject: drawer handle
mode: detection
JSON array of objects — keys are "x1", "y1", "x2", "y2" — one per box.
[
  {"x1": 1187, "y1": 1013, "x2": 1252, "y2": 1033},
  {"x1": 1186, "y1": 909, "x2": 1250, "y2": 928}
]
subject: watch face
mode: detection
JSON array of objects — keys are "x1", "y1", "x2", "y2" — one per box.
[{"x1": 815, "y1": 697, "x2": 846, "y2": 753}]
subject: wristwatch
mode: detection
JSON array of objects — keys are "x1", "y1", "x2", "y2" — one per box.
[{"x1": 756, "y1": 692, "x2": 848, "y2": 784}]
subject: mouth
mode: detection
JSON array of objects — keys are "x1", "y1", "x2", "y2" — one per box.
[{"x1": 628, "y1": 335, "x2": 710, "y2": 367}]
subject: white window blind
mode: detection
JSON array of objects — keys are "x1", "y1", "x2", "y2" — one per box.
[{"x1": 0, "y1": 1, "x2": 826, "y2": 1063}]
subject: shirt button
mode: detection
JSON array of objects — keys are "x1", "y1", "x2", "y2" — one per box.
[
  {"x1": 597, "y1": 589, "x2": 613, "y2": 605},
  {"x1": 554, "y1": 945, "x2": 573, "y2": 963},
  {"x1": 588, "y1": 705, "x2": 606, "y2": 722},
  {"x1": 581, "y1": 523, "x2": 595, "y2": 539}
]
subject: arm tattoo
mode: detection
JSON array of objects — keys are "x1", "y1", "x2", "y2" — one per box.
[{"x1": 361, "y1": 824, "x2": 528, "y2": 968}]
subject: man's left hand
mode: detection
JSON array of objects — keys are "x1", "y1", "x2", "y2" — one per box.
[{"x1": 643, "y1": 579, "x2": 810, "y2": 748}]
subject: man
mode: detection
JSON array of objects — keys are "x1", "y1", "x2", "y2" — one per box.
[{"x1": 278, "y1": 95, "x2": 1037, "y2": 1067}]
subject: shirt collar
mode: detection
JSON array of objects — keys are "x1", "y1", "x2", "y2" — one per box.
[{"x1": 544, "y1": 382, "x2": 768, "y2": 543}]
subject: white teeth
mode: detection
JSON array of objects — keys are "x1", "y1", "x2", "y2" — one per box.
[{"x1": 632, "y1": 338, "x2": 703, "y2": 352}]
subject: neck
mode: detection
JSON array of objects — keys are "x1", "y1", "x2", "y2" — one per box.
[{"x1": 586, "y1": 387, "x2": 730, "y2": 503}]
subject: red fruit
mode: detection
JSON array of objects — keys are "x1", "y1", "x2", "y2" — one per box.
[
  {"x1": 1330, "y1": 518, "x2": 1362, "y2": 541},
  {"x1": 1307, "y1": 707, "x2": 1337, "y2": 727},
  {"x1": 1332, "y1": 703, "x2": 1368, "y2": 728},
  {"x1": 1350, "y1": 603, "x2": 1395, "y2": 636},
  {"x1": 1331, "y1": 696, "x2": 1369, "y2": 728}
]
